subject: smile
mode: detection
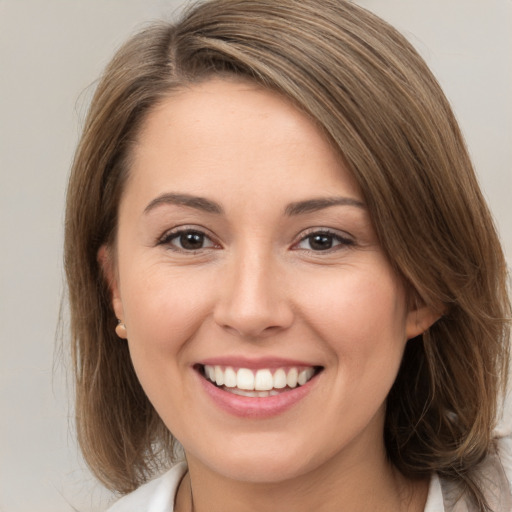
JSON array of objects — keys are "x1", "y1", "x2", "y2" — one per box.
[{"x1": 202, "y1": 365, "x2": 318, "y2": 397}]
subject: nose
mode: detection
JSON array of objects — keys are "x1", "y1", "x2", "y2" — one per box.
[{"x1": 213, "y1": 248, "x2": 294, "y2": 339}]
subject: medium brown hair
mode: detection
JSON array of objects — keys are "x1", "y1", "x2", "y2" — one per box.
[{"x1": 65, "y1": 0, "x2": 510, "y2": 508}]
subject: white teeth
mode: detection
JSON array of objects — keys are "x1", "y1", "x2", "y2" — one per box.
[
  {"x1": 214, "y1": 366, "x2": 224, "y2": 386},
  {"x1": 224, "y1": 367, "x2": 237, "y2": 388},
  {"x1": 227, "y1": 388, "x2": 285, "y2": 398},
  {"x1": 298, "y1": 368, "x2": 315, "y2": 386},
  {"x1": 229, "y1": 388, "x2": 258, "y2": 397},
  {"x1": 286, "y1": 367, "x2": 298, "y2": 388},
  {"x1": 203, "y1": 364, "x2": 317, "y2": 392},
  {"x1": 273, "y1": 368, "x2": 287, "y2": 389},
  {"x1": 254, "y1": 369, "x2": 273, "y2": 391},
  {"x1": 237, "y1": 368, "x2": 255, "y2": 390}
]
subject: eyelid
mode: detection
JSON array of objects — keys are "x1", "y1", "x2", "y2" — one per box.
[
  {"x1": 157, "y1": 225, "x2": 221, "y2": 250},
  {"x1": 291, "y1": 227, "x2": 355, "y2": 251},
  {"x1": 156, "y1": 225, "x2": 354, "y2": 252}
]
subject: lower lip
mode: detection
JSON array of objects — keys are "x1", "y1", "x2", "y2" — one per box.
[{"x1": 197, "y1": 370, "x2": 318, "y2": 419}]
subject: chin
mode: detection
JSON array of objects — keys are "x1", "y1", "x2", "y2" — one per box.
[
  {"x1": 187, "y1": 435, "x2": 326, "y2": 484},
  {"x1": 213, "y1": 455, "x2": 312, "y2": 484}
]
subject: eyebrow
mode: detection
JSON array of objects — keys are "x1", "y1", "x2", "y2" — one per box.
[
  {"x1": 143, "y1": 193, "x2": 365, "y2": 217},
  {"x1": 284, "y1": 196, "x2": 365, "y2": 216},
  {"x1": 144, "y1": 193, "x2": 224, "y2": 215}
]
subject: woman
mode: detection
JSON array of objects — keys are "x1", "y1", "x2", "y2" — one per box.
[{"x1": 64, "y1": 1, "x2": 511, "y2": 510}]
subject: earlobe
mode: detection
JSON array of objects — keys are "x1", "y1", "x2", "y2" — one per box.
[
  {"x1": 97, "y1": 245, "x2": 125, "y2": 323},
  {"x1": 405, "y1": 301, "x2": 442, "y2": 340}
]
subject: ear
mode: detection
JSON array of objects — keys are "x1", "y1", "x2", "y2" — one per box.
[
  {"x1": 97, "y1": 244, "x2": 125, "y2": 323},
  {"x1": 405, "y1": 298, "x2": 442, "y2": 340}
]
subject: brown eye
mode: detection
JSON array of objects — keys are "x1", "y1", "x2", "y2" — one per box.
[
  {"x1": 178, "y1": 231, "x2": 205, "y2": 250},
  {"x1": 309, "y1": 233, "x2": 335, "y2": 250},
  {"x1": 160, "y1": 229, "x2": 216, "y2": 251},
  {"x1": 295, "y1": 230, "x2": 354, "y2": 252}
]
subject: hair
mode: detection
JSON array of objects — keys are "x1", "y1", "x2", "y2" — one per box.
[{"x1": 64, "y1": 0, "x2": 510, "y2": 508}]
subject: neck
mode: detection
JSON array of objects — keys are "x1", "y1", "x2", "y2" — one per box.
[{"x1": 175, "y1": 441, "x2": 428, "y2": 512}]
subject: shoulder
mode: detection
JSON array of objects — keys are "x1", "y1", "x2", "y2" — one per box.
[
  {"x1": 495, "y1": 433, "x2": 512, "y2": 496},
  {"x1": 432, "y1": 434, "x2": 512, "y2": 512},
  {"x1": 480, "y1": 432, "x2": 512, "y2": 511},
  {"x1": 473, "y1": 433, "x2": 512, "y2": 511},
  {"x1": 106, "y1": 462, "x2": 188, "y2": 512}
]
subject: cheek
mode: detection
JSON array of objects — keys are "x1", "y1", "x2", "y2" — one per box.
[
  {"x1": 302, "y1": 262, "x2": 407, "y2": 317},
  {"x1": 295, "y1": 264, "x2": 409, "y2": 371},
  {"x1": 119, "y1": 263, "x2": 218, "y2": 379},
  {"x1": 292, "y1": 267, "x2": 409, "y2": 440},
  {"x1": 118, "y1": 265, "x2": 219, "y2": 426}
]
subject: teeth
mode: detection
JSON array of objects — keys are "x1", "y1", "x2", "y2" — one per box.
[
  {"x1": 229, "y1": 388, "x2": 282, "y2": 397},
  {"x1": 298, "y1": 368, "x2": 315, "y2": 386},
  {"x1": 224, "y1": 367, "x2": 237, "y2": 388},
  {"x1": 237, "y1": 368, "x2": 254, "y2": 390},
  {"x1": 286, "y1": 367, "x2": 298, "y2": 388},
  {"x1": 203, "y1": 365, "x2": 317, "y2": 392},
  {"x1": 273, "y1": 368, "x2": 287, "y2": 389},
  {"x1": 254, "y1": 369, "x2": 273, "y2": 391},
  {"x1": 214, "y1": 366, "x2": 224, "y2": 386}
]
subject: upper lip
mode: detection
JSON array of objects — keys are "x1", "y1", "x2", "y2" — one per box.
[{"x1": 197, "y1": 356, "x2": 321, "y2": 370}]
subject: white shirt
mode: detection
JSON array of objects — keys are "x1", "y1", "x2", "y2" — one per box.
[{"x1": 107, "y1": 436, "x2": 512, "y2": 512}]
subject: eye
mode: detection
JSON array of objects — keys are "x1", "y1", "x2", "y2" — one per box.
[
  {"x1": 294, "y1": 230, "x2": 354, "y2": 252},
  {"x1": 159, "y1": 228, "x2": 218, "y2": 251}
]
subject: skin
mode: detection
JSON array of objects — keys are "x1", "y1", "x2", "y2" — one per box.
[{"x1": 101, "y1": 79, "x2": 436, "y2": 511}]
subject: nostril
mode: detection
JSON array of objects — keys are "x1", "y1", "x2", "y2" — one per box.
[{"x1": 218, "y1": 322, "x2": 291, "y2": 340}]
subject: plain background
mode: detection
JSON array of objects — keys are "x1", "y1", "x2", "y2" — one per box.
[{"x1": 0, "y1": 1, "x2": 510, "y2": 510}]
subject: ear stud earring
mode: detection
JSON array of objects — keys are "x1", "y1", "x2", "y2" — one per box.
[{"x1": 115, "y1": 321, "x2": 127, "y2": 339}]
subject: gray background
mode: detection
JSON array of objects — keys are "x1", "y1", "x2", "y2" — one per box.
[{"x1": 0, "y1": 1, "x2": 510, "y2": 510}]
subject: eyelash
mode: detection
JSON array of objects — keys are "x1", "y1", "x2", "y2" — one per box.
[
  {"x1": 158, "y1": 227, "x2": 354, "y2": 253},
  {"x1": 292, "y1": 229, "x2": 354, "y2": 253},
  {"x1": 158, "y1": 226, "x2": 220, "y2": 252}
]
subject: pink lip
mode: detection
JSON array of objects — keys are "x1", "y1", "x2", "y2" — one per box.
[
  {"x1": 195, "y1": 366, "x2": 320, "y2": 419},
  {"x1": 198, "y1": 356, "x2": 317, "y2": 370}
]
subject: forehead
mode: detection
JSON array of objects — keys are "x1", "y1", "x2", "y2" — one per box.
[
  {"x1": 134, "y1": 78, "x2": 331, "y2": 160},
  {"x1": 125, "y1": 78, "x2": 361, "y2": 208}
]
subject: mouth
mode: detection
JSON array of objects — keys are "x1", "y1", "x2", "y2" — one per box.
[{"x1": 195, "y1": 364, "x2": 323, "y2": 398}]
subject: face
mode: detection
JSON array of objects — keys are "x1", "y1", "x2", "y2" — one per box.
[{"x1": 104, "y1": 79, "x2": 431, "y2": 484}]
